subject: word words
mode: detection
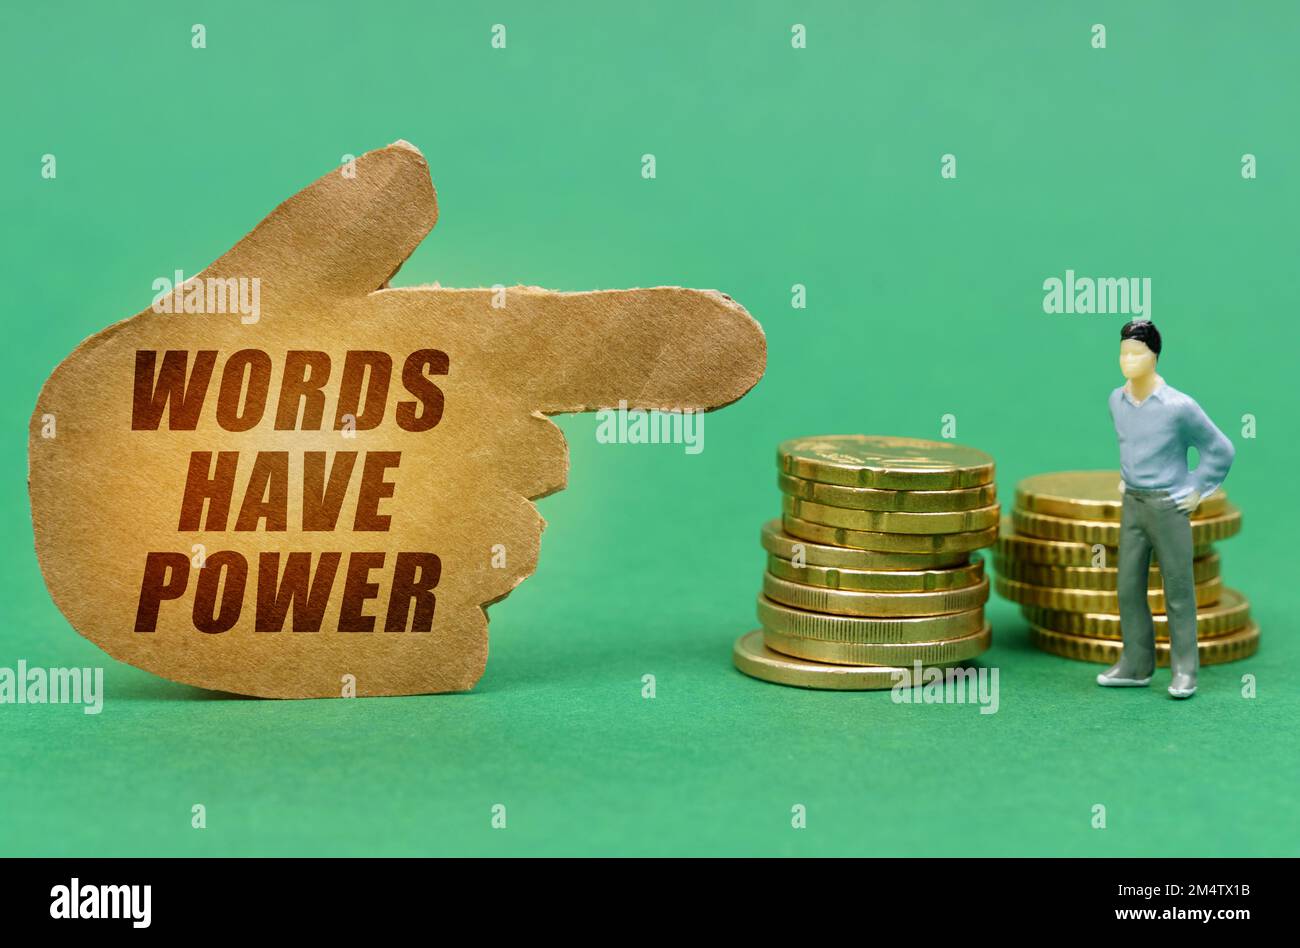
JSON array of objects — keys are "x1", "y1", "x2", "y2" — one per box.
[{"x1": 133, "y1": 348, "x2": 448, "y2": 433}]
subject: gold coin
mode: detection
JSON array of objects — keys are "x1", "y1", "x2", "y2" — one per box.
[
  {"x1": 777, "y1": 472, "x2": 997, "y2": 512},
  {"x1": 784, "y1": 495, "x2": 1000, "y2": 536},
  {"x1": 768, "y1": 552, "x2": 985, "y2": 592},
  {"x1": 763, "y1": 623, "x2": 992, "y2": 666},
  {"x1": 731, "y1": 630, "x2": 960, "y2": 691},
  {"x1": 1015, "y1": 470, "x2": 1228, "y2": 522},
  {"x1": 762, "y1": 520, "x2": 973, "y2": 570},
  {"x1": 757, "y1": 594, "x2": 984, "y2": 643},
  {"x1": 995, "y1": 575, "x2": 1222, "y2": 613},
  {"x1": 1012, "y1": 504, "x2": 1242, "y2": 547},
  {"x1": 1021, "y1": 588, "x2": 1250, "y2": 639},
  {"x1": 777, "y1": 435, "x2": 994, "y2": 489},
  {"x1": 1027, "y1": 622, "x2": 1259, "y2": 666},
  {"x1": 783, "y1": 514, "x2": 998, "y2": 554},
  {"x1": 764, "y1": 572, "x2": 989, "y2": 617},
  {"x1": 993, "y1": 552, "x2": 1220, "y2": 590},
  {"x1": 996, "y1": 518, "x2": 1212, "y2": 566}
]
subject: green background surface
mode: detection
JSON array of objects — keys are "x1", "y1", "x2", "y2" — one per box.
[{"x1": 2, "y1": 1, "x2": 1297, "y2": 856}]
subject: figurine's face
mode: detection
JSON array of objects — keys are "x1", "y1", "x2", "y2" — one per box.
[{"x1": 1119, "y1": 339, "x2": 1157, "y2": 379}]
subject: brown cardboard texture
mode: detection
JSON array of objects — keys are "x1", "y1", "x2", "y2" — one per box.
[{"x1": 27, "y1": 141, "x2": 766, "y2": 698}]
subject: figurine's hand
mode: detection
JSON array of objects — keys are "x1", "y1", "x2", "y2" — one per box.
[
  {"x1": 1175, "y1": 490, "x2": 1201, "y2": 514},
  {"x1": 28, "y1": 142, "x2": 766, "y2": 697},
  {"x1": 1117, "y1": 480, "x2": 1125, "y2": 495}
]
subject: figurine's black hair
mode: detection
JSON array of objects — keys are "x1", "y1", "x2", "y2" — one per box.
[{"x1": 1120, "y1": 319, "x2": 1162, "y2": 358}]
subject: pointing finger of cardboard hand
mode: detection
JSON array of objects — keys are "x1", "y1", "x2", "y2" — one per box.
[
  {"x1": 481, "y1": 287, "x2": 766, "y2": 415},
  {"x1": 202, "y1": 141, "x2": 436, "y2": 304},
  {"x1": 198, "y1": 141, "x2": 763, "y2": 413}
]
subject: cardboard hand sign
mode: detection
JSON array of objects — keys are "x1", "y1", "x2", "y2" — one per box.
[{"x1": 28, "y1": 141, "x2": 765, "y2": 698}]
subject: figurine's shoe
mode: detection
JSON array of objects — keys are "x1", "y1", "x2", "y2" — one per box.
[
  {"x1": 1096, "y1": 662, "x2": 1153, "y2": 687},
  {"x1": 1168, "y1": 673, "x2": 1197, "y2": 699}
]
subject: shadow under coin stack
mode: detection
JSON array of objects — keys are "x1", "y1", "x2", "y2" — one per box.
[
  {"x1": 733, "y1": 435, "x2": 1000, "y2": 690},
  {"x1": 995, "y1": 471, "x2": 1257, "y2": 666}
]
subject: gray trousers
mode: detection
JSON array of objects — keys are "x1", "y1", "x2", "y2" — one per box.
[{"x1": 1117, "y1": 489, "x2": 1198, "y2": 677}]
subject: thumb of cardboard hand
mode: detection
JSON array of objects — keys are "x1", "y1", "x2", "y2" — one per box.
[{"x1": 28, "y1": 142, "x2": 765, "y2": 698}]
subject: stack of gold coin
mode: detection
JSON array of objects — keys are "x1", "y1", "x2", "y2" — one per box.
[
  {"x1": 732, "y1": 435, "x2": 1000, "y2": 689},
  {"x1": 994, "y1": 470, "x2": 1257, "y2": 666}
]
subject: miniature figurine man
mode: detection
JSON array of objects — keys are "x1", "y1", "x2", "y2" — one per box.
[{"x1": 1098, "y1": 319, "x2": 1235, "y2": 699}]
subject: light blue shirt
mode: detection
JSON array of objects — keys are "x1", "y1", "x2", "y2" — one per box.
[{"x1": 1109, "y1": 381, "x2": 1235, "y2": 502}]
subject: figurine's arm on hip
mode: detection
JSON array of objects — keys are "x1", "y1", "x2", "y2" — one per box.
[{"x1": 1181, "y1": 398, "x2": 1236, "y2": 503}]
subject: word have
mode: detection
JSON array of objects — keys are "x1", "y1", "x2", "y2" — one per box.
[
  {"x1": 133, "y1": 348, "x2": 448, "y2": 432},
  {"x1": 178, "y1": 450, "x2": 400, "y2": 532},
  {"x1": 1042, "y1": 270, "x2": 1151, "y2": 317}
]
